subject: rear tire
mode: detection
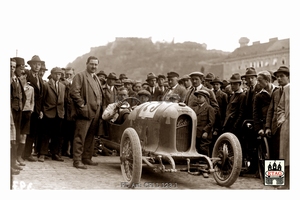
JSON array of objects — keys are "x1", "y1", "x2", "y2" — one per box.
[
  {"x1": 212, "y1": 132, "x2": 242, "y2": 187},
  {"x1": 120, "y1": 128, "x2": 142, "y2": 188}
]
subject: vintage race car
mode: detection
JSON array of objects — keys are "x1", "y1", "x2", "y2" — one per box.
[{"x1": 99, "y1": 98, "x2": 242, "y2": 188}]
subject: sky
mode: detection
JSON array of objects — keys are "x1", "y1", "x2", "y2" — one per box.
[{"x1": 2, "y1": 0, "x2": 297, "y2": 79}]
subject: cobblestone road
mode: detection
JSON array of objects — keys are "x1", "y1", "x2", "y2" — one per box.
[{"x1": 12, "y1": 155, "x2": 277, "y2": 190}]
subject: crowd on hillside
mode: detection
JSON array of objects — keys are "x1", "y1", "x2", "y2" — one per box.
[{"x1": 10, "y1": 55, "x2": 290, "y2": 188}]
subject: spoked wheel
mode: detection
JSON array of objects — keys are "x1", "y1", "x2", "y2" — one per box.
[
  {"x1": 212, "y1": 132, "x2": 242, "y2": 187},
  {"x1": 257, "y1": 136, "x2": 269, "y2": 182},
  {"x1": 120, "y1": 128, "x2": 142, "y2": 188}
]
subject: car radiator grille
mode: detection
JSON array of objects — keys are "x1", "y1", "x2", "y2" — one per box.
[{"x1": 176, "y1": 115, "x2": 192, "y2": 152}]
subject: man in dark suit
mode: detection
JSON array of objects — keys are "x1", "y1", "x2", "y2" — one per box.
[
  {"x1": 102, "y1": 72, "x2": 118, "y2": 109},
  {"x1": 70, "y1": 56, "x2": 104, "y2": 169},
  {"x1": 10, "y1": 58, "x2": 27, "y2": 173},
  {"x1": 23, "y1": 55, "x2": 45, "y2": 162},
  {"x1": 145, "y1": 72, "x2": 163, "y2": 101},
  {"x1": 38, "y1": 67, "x2": 66, "y2": 162},
  {"x1": 162, "y1": 72, "x2": 187, "y2": 102},
  {"x1": 223, "y1": 73, "x2": 245, "y2": 137},
  {"x1": 184, "y1": 72, "x2": 219, "y2": 114}
]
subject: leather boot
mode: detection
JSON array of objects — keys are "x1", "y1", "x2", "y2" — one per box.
[
  {"x1": 17, "y1": 143, "x2": 26, "y2": 166},
  {"x1": 11, "y1": 143, "x2": 23, "y2": 170}
]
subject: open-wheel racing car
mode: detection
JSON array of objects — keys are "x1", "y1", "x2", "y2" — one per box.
[{"x1": 99, "y1": 99, "x2": 243, "y2": 188}]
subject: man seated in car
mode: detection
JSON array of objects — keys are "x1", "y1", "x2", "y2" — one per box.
[{"x1": 102, "y1": 87, "x2": 131, "y2": 124}]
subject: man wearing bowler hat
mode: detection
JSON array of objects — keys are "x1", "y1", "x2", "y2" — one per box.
[
  {"x1": 162, "y1": 71, "x2": 187, "y2": 102},
  {"x1": 23, "y1": 55, "x2": 45, "y2": 162},
  {"x1": 184, "y1": 72, "x2": 219, "y2": 114},
  {"x1": 204, "y1": 72, "x2": 215, "y2": 90},
  {"x1": 146, "y1": 72, "x2": 163, "y2": 101},
  {"x1": 96, "y1": 70, "x2": 107, "y2": 86},
  {"x1": 223, "y1": 73, "x2": 245, "y2": 137},
  {"x1": 39, "y1": 67, "x2": 66, "y2": 162}
]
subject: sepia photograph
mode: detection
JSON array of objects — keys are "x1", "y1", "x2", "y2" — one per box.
[{"x1": 3, "y1": 0, "x2": 299, "y2": 197}]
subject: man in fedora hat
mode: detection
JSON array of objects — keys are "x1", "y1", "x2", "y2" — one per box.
[
  {"x1": 191, "y1": 89, "x2": 215, "y2": 177},
  {"x1": 23, "y1": 55, "x2": 45, "y2": 162},
  {"x1": 241, "y1": 67, "x2": 262, "y2": 120},
  {"x1": 162, "y1": 72, "x2": 187, "y2": 102},
  {"x1": 146, "y1": 72, "x2": 163, "y2": 101},
  {"x1": 204, "y1": 72, "x2": 215, "y2": 90},
  {"x1": 70, "y1": 56, "x2": 104, "y2": 169},
  {"x1": 265, "y1": 66, "x2": 289, "y2": 161},
  {"x1": 119, "y1": 73, "x2": 128, "y2": 83},
  {"x1": 184, "y1": 72, "x2": 219, "y2": 114},
  {"x1": 11, "y1": 57, "x2": 27, "y2": 173},
  {"x1": 96, "y1": 70, "x2": 107, "y2": 86},
  {"x1": 39, "y1": 67, "x2": 66, "y2": 162},
  {"x1": 38, "y1": 62, "x2": 48, "y2": 82},
  {"x1": 102, "y1": 72, "x2": 118, "y2": 109},
  {"x1": 210, "y1": 77, "x2": 228, "y2": 144},
  {"x1": 223, "y1": 73, "x2": 245, "y2": 136}
]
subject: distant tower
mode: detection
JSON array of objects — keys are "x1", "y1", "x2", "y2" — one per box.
[{"x1": 239, "y1": 37, "x2": 250, "y2": 47}]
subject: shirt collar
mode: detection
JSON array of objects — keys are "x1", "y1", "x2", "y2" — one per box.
[
  {"x1": 259, "y1": 84, "x2": 277, "y2": 95},
  {"x1": 234, "y1": 88, "x2": 243, "y2": 94},
  {"x1": 171, "y1": 83, "x2": 178, "y2": 90}
]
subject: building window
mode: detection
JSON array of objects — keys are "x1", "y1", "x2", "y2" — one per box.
[
  {"x1": 265, "y1": 61, "x2": 269, "y2": 67},
  {"x1": 282, "y1": 57, "x2": 286, "y2": 65}
]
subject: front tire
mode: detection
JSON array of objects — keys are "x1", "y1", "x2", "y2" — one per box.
[
  {"x1": 120, "y1": 128, "x2": 142, "y2": 188},
  {"x1": 212, "y1": 132, "x2": 242, "y2": 187}
]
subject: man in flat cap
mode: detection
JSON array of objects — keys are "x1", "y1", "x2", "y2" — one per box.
[
  {"x1": 23, "y1": 55, "x2": 45, "y2": 162},
  {"x1": 162, "y1": 72, "x2": 187, "y2": 102},
  {"x1": 181, "y1": 74, "x2": 192, "y2": 90},
  {"x1": 191, "y1": 89, "x2": 215, "y2": 177},
  {"x1": 184, "y1": 71, "x2": 219, "y2": 114},
  {"x1": 38, "y1": 67, "x2": 66, "y2": 162},
  {"x1": 137, "y1": 89, "x2": 151, "y2": 104}
]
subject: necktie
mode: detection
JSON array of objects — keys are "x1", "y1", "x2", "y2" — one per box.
[
  {"x1": 55, "y1": 81, "x2": 58, "y2": 93},
  {"x1": 279, "y1": 86, "x2": 283, "y2": 97},
  {"x1": 35, "y1": 74, "x2": 40, "y2": 89}
]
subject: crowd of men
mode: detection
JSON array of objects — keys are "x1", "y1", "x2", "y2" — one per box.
[{"x1": 10, "y1": 55, "x2": 290, "y2": 188}]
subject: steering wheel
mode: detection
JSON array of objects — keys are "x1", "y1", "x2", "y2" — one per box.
[{"x1": 120, "y1": 97, "x2": 142, "y2": 109}]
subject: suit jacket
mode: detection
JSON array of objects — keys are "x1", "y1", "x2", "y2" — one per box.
[
  {"x1": 162, "y1": 84, "x2": 187, "y2": 102},
  {"x1": 146, "y1": 86, "x2": 164, "y2": 101},
  {"x1": 185, "y1": 85, "x2": 219, "y2": 114},
  {"x1": 42, "y1": 79, "x2": 66, "y2": 119},
  {"x1": 25, "y1": 69, "x2": 44, "y2": 114},
  {"x1": 242, "y1": 83, "x2": 262, "y2": 120},
  {"x1": 214, "y1": 89, "x2": 228, "y2": 129},
  {"x1": 70, "y1": 70, "x2": 104, "y2": 120},
  {"x1": 191, "y1": 103, "x2": 215, "y2": 139},
  {"x1": 11, "y1": 77, "x2": 26, "y2": 111},
  {"x1": 253, "y1": 88, "x2": 275, "y2": 132},
  {"x1": 265, "y1": 88, "x2": 281, "y2": 134},
  {"x1": 223, "y1": 89, "x2": 245, "y2": 133},
  {"x1": 102, "y1": 84, "x2": 118, "y2": 108}
]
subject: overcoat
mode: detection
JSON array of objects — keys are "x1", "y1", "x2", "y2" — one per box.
[
  {"x1": 277, "y1": 84, "x2": 290, "y2": 166},
  {"x1": 70, "y1": 70, "x2": 104, "y2": 120}
]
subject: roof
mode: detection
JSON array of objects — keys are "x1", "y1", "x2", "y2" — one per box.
[{"x1": 226, "y1": 38, "x2": 289, "y2": 60}]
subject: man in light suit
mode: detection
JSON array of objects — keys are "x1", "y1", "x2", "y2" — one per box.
[
  {"x1": 162, "y1": 72, "x2": 187, "y2": 102},
  {"x1": 39, "y1": 67, "x2": 66, "y2": 162},
  {"x1": 70, "y1": 56, "x2": 104, "y2": 169},
  {"x1": 23, "y1": 55, "x2": 45, "y2": 162}
]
